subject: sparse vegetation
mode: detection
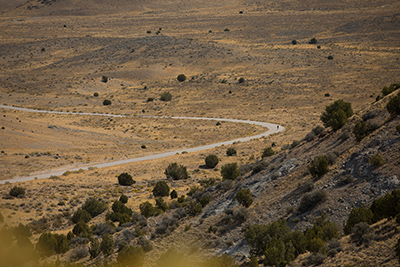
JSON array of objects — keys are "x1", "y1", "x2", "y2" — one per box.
[
  {"x1": 118, "y1": 172, "x2": 136, "y2": 186},
  {"x1": 308, "y1": 155, "x2": 329, "y2": 178},
  {"x1": 261, "y1": 147, "x2": 275, "y2": 158},
  {"x1": 82, "y1": 197, "x2": 107, "y2": 218},
  {"x1": 103, "y1": 99, "x2": 111, "y2": 105},
  {"x1": 165, "y1": 163, "x2": 189, "y2": 180},
  {"x1": 298, "y1": 190, "x2": 328, "y2": 212},
  {"x1": 101, "y1": 76, "x2": 108, "y2": 83},
  {"x1": 71, "y1": 209, "x2": 92, "y2": 224},
  {"x1": 369, "y1": 152, "x2": 385, "y2": 168},
  {"x1": 36, "y1": 232, "x2": 69, "y2": 257},
  {"x1": 100, "y1": 233, "x2": 114, "y2": 256},
  {"x1": 177, "y1": 74, "x2": 187, "y2": 82},
  {"x1": 387, "y1": 93, "x2": 400, "y2": 115},
  {"x1": 353, "y1": 121, "x2": 375, "y2": 142},
  {"x1": 238, "y1": 77, "x2": 245, "y2": 83},
  {"x1": 292, "y1": 40, "x2": 297, "y2": 45},
  {"x1": 344, "y1": 205, "x2": 373, "y2": 235},
  {"x1": 309, "y1": 38, "x2": 318, "y2": 44},
  {"x1": 320, "y1": 99, "x2": 353, "y2": 130}
]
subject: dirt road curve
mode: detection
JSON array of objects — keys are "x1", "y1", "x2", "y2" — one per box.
[{"x1": 0, "y1": 105, "x2": 285, "y2": 184}]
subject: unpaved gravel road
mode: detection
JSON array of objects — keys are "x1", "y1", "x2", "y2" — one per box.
[{"x1": 0, "y1": 105, "x2": 284, "y2": 184}]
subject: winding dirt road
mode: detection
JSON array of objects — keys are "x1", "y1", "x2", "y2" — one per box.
[{"x1": 0, "y1": 104, "x2": 285, "y2": 184}]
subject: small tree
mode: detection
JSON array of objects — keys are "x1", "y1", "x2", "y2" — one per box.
[
  {"x1": 226, "y1": 147, "x2": 237, "y2": 156},
  {"x1": 369, "y1": 152, "x2": 385, "y2": 168},
  {"x1": 82, "y1": 197, "x2": 107, "y2": 218},
  {"x1": 221, "y1": 163, "x2": 240, "y2": 180},
  {"x1": 298, "y1": 190, "x2": 327, "y2": 212},
  {"x1": 238, "y1": 77, "x2": 245, "y2": 84},
  {"x1": 353, "y1": 121, "x2": 374, "y2": 142},
  {"x1": 103, "y1": 99, "x2": 112, "y2": 106},
  {"x1": 118, "y1": 173, "x2": 136, "y2": 186},
  {"x1": 309, "y1": 38, "x2": 318, "y2": 44},
  {"x1": 89, "y1": 239, "x2": 101, "y2": 259},
  {"x1": 119, "y1": 194, "x2": 128, "y2": 204},
  {"x1": 100, "y1": 233, "x2": 114, "y2": 256},
  {"x1": 160, "y1": 91, "x2": 172, "y2": 101},
  {"x1": 320, "y1": 99, "x2": 353, "y2": 130},
  {"x1": 292, "y1": 40, "x2": 297, "y2": 45},
  {"x1": 139, "y1": 201, "x2": 155, "y2": 218},
  {"x1": 387, "y1": 93, "x2": 400, "y2": 115},
  {"x1": 261, "y1": 147, "x2": 275, "y2": 158},
  {"x1": 71, "y1": 209, "x2": 92, "y2": 224},
  {"x1": 205, "y1": 154, "x2": 219, "y2": 168},
  {"x1": 170, "y1": 190, "x2": 178, "y2": 199},
  {"x1": 343, "y1": 206, "x2": 373, "y2": 235},
  {"x1": 236, "y1": 188, "x2": 253, "y2": 207},
  {"x1": 177, "y1": 74, "x2": 187, "y2": 82},
  {"x1": 308, "y1": 155, "x2": 329, "y2": 178},
  {"x1": 101, "y1": 76, "x2": 108, "y2": 83},
  {"x1": 165, "y1": 163, "x2": 189, "y2": 180},
  {"x1": 9, "y1": 186, "x2": 26, "y2": 197},
  {"x1": 153, "y1": 181, "x2": 170, "y2": 197}
]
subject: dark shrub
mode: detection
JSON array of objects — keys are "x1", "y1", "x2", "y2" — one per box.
[
  {"x1": 304, "y1": 131, "x2": 316, "y2": 142},
  {"x1": 89, "y1": 239, "x2": 101, "y2": 259},
  {"x1": 353, "y1": 121, "x2": 375, "y2": 142},
  {"x1": 9, "y1": 186, "x2": 25, "y2": 197},
  {"x1": 336, "y1": 174, "x2": 354, "y2": 186},
  {"x1": 111, "y1": 200, "x2": 133, "y2": 216},
  {"x1": 302, "y1": 180, "x2": 314, "y2": 192},
  {"x1": 298, "y1": 190, "x2": 327, "y2": 212},
  {"x1": 186, "y1": 201, "x2": 202, "y2": 216},
  {"x1": 396, "y1": 124, "x2": 400, "y2": 133},
  {"x1": 326, "y1": 239, "x2": 342, "y2": 257},
  {"x1": 308, "y1": 155, "x2": 329, "y2": 178},
  {"x1": 320, "y1": 99, "x2": 353, "y2": 130},
  {"x1": 139, "y1": 201, "x2": 155, "y2": 218},
  {"x1": 327, "y1": 55, "x2": 333, "y2": 60},
  {"x1": 117, "y1": 246, "x2": 145, "y2": 267},
  {"x1": 305, "y1": 253, "x2": 326, "y2": 265},
  {"x1": 165, "y1": 163, "x2": 188, "y2": 180},
  {"x1": 350, "y1": 222, "x2": 375, "y2": 246},
  {"x1": 103, "y1": 99, "x2": 111, "y2": 105},
  {"x1": 147, "y1": 97, "x2": 154, "y2": 102},
  {"x1": 382, "y1": 83, "x2": 400, "y2": 96},
  {"x1": 138, "y1": 236, "x2": 152, "y2": 252},
  {"x1": 309, "y1": 38, "x2": 318, "y2": 44},
  {"x1": 73, "y1": 222, "x2": 91, "y2": 237},
  {"x1": 221, "y1": 163, "x2": 240, "y2": 180},
  {"x1": 343, "y1": 205, "x2": 373, "y2": 235},
  {"x1": 292, "y1": 40, "x2": 297, "y2": 45},
  {"x1": 100, "y1": 233, "x2": 114, "y2": 256},
  {"x1": 261, "y1": 147, "x2": 275, "y2": 158},
  {"x1": 93, "y1": 92, "x2": 99, "y2": 97},
  {"x1": 226, "y1": 147, "x2": 237, "y2": 156},
  {"x1": 369, "y1": 152, "x2": 385, "y2": 168},
  {"x1": 290, "y1": 140, "x2": 300, "y2": 149},
  {"x1": 101, "y1": 76, "x2": 108, "y2": 83},
  {"x1": 205, "y1": 154, "x2": 219, "y2": 168},
  {"x1": 118, "y1": 172, "x2": 136, "y2": 186},
  {"x1": 120, "y1": 194, "x2": 128, "y2": 204},
  {"x1": 82, "y1": 197, "x2": 107, "y2": 218},
  {"x1": 339, "y1": 129, "x2": 350, "y2": 141},
  {"x1": 170, "y1": 190, "x2": 178, "y2": 199},
  {"x1": 312, "y1": 125, "x2": 324, "y2": 136},
  {"x1": 236, "y1": 188, "x2": 253, "y2": 207},
  {"x1": 153, "y1": 181, "x2": 170, "y2": 197},
  {"x1": 224, "y1": 28, "x2": 230, "y2": 32},
  {"x1": 36, "y1": 232, "x2": 69, "y2": 257},
  {"x1": 238, "y1": 77, "x2": 245, "y2": 84},
  {"x1": 200, "y1": 196, "x2": 211, "y2": 207},
  {"x1": 325, "y1": 93, "x2": 330, "y2": 97},
  {"x1": 387, "y1": 93, "x2": 400, "y2": 115},
  {"x1": 71, "y1": 209, "x2": 92, "y2": 224},
  {"x1": 155, "y1": 197, "x2": 168, "y2": 212},
  {"x1": 160, "y1": 91, "x2": 172, "y2": 101},
  {"x1": 370, "y1": 189, "x2": 400, "y2": 222},
  {"x1": 177, "y1": 74, "x2": 186, "y2": 82}
]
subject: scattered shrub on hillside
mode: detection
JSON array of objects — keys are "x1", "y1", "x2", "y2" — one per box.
[
  {"x1": 117, "y1": 246, "x2": 145, "y2": 267},
  {"x1": 103, "y1": 99, "x2": 111, "y2": 105},
  {"x1": 224, "y1": 28, "x2": 230, "y2": 32},
  {"x1": 101, "y1": 76, "x2": 108, "y2": 83},
  {"x1": 153, "y1": 181, "x2": 170, "y2": 197},
  {"x1": 160, "y1": 91, "x2": 172, "y2": 101},
  {"x1": 396, "y1": 125, "x2": 400, "y2": 133},
  {"x1": 382, "y1": 83, "x2": 400, "y2": 96},
  {"x1": 309, "y1": 38, "x2": 318, "y2": 44},
  {"x1": 170, "y1": 190, "x2": 178, "y2": 199},
  {"x1": 82, "y1": 197, "x2": 107, "y2": 218},
  {"x1": 9, "y1": 186, "x2": 26, "y2": 197},
  {"x1": 350, "y1": 222, "x2": 375, "y2": 246},
  {"x1": 72, "y1": 221, "x2": 91, "y2": 237},
  {"x1": 344, "y1": 205, "x2": 373, "y2": 235},
  {"x1": 387, "y1": 93, "x2": 400, "y2": 115},
  {"x1": 70, "y1": 246, "x2": 88, "y2": 261},
  {"x1": 339, "y1": 129, "x2": 350, "y2": 141},
  {"x1": 93, "y1": 92, "x2": 99, "y2": 97},
  {"x1": 325, "y1": 93, "x2": 330, "y2": 97},
  {"x1": 308, "y1": 155, "x2": 329, "y2": 178},
  {"x1": 200, "y1": 196, "x2": 211, "y2": 207},
  {"x1": 236, "y1": 188, "x2": 253, "y2": 207},
  {"x1": 120, "y1": 194, "x2": 128, "y2": 204},
  {"x1": 238, "y1": 77, "x2": 245, "y2": 84},
  {"x1": 89, "y1": 239, "x2": 101, "y2": 259},
  {"x1": 165, "y1": 163, "x2": 189, "y2": 180},
  {"x1": 336, "y1": 174, "x2": 355, "y2": 186},
  {"x1": 369, "y1": 152, "x2": 385, "y2": 168},
  {"x1": 186, "y1": 201, "x2": 202, "y2": 216},
  {"x1": 298, "y1": 190, "x2": 327, "y2": 212},
  {"x1": 312, "y1": 125, "x2": 324, "y2": 136},
  {"x1": 71, "y1": 209, "x2": 92, "y2": 224},
  {"x1": 111, "y1": 200, "x2": 133, "y2": 218},
  {"x1": 304, "y1": 131, "x2": 316, "y2": 142},
  {"x1": 139, "y1": 201, "x2": 155, "y2": 218},
  {"x1": 261, "y1": 147, "x2": 275, "y2": 158},
  {"x1": 302, "y1": 180, "x2": 314, "y2": 192},
  {"x1": 205, "y1": 154, "x2": 219, "y2": 168},
  {"x1": 327, "y1": 55, "x2": 334, "y2": 60},
  {"x1": 251, "y1": 160, "x2": 269, "y2": 175},
  {"x1": 353, "y1": 121, "x2": 375, "y2": 142},
  {"x1": 226, "y1": 147, "x2": 237, "y2": 156},
  {"x1": 177, "y1": 74, "x2": 187, "y2": 82},
  {"x1": 292, "y1": 40, "x2": 297, "y2": 45},
  {"x1": 100, "y1": 233, "x2": 114, "y2": 256},
  {"x1": 199, "y1": 178, "x2": 218, "y2": 188},
  {"x1": 36, "y1": 232, "x2": 69, "y2": 257},
  {"x1": 187, "y1": 185, "x2": 203, "y2": 197},
  {"x1": 370, "y1": 189, "x2": 400, "y2": 222},
  {"x1": 221, "y1": 163, "x2": 240, "y2": 180},
  {"x1": 155, "y1": 197, "x2": 169, "y2": 213},
  {"x1": 290, "y1": 140, "x2": 301, "y2": 149},
  {"x1": 326, "y1": 239, "x2": 342, "y2": 257},
  {"x1": 147, "y1": 97, "x2": 154, "y2": 102},
  {"x1": 305, "y1": 253, "x2": 326, "y2": 265},
  {"x1": 320, "y1": 99, "x2": 353, "y2": 130},
  {"x1": 118, "y1": 173, "x2": 136, "y2": 186}
]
